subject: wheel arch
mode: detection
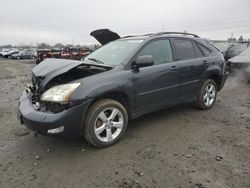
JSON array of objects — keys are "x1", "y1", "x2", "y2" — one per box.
[
  {"x1": 207, "y1": 74, "x2": 222, "y2": 91},
  {"x1": 88, "y1": 91, "x2": 133, "y2": 119},
  {"x1": 202, "y1": 68, "x2": 223, "y2": 91}
]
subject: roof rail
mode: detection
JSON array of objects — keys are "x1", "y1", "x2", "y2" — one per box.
[
  {"x1": 153, "y1": 32, "x2": 200, "y2": 38},
  {"x1": 122, "y1": 33, "x2": 154, "y2": 39}
]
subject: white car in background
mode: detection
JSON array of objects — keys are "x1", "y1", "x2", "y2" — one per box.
[
  {"x1": 0, "y1": 49, "x2": 11, "y2": 57},
  {"x1": 4, "y1": 50, "x2": 20, "y2": 58},
  {"x1": 228, "y1": 47, "x2": 250, "y2": 81}
]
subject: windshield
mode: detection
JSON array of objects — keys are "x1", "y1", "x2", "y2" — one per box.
[
  {"x1": 212, "y1": 42, "x2": 231, "y2": 53},
  {"x1": 85, "y1": 39, "x2": 143, "y2": 65},
  {"x1": 230, "y1": 43, "x2": 249, "y2": 52}
]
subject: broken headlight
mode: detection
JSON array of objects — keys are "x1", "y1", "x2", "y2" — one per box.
[{"x1": 41, "y1": 83, "x2": 81, "y2": 103}]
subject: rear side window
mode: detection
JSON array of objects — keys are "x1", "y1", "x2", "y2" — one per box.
[
  {"x1": 173, "y1": 39, "x2": 196, "y2": 60},
  {"x1": 193, "y1": 42, "x2": 204, "y2": 58},
  {"x1": 197, "y1": 43, "x2": 211, "y2": 56},
  {"x1": 138, "y1": 39, "x2": 173, "y2": 65}
]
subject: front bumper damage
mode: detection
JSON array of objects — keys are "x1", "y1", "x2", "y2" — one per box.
[{"x1": 18, "y1": 92, "x2": 91, "y2": 137}]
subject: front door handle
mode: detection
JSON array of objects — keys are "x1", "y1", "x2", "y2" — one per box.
[
  {"x1": 203, "y1": 60, "x2": 208, "y2": 64},
  {"x1": 170, "y1": 66, "x2": 178, "y2": 71}
]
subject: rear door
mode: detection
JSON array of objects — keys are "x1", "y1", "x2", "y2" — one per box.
[
  {"x1": 172, "y1": 38, "x2": 208, "y2": 101},
  {"x1": 133, "y1": 39, "x2": 180, "y2": 114}
]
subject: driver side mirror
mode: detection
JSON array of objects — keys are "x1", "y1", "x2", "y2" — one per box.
[{"x1": 133, "y1": 55, "x2": 154, "y2": 69}]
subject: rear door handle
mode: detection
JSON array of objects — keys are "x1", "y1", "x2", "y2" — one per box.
[{"x1": 203, "y1": 60, "x2": 208, "y2": 64}]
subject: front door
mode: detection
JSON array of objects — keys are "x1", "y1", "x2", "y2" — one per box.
[{"x1": 133, "y1": 39, "x2": 180, "y2": 114}]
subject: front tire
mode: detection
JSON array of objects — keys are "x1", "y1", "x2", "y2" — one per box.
[
  {"x1": 197, "y1": 79, "x2": 217, "y2": 110},
  {"x1": 84, "y1": 99, "x2": 128, "y2": 148}
]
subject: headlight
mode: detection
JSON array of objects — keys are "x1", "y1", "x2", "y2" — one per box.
[{"x1": 41, "y1": 83, "x2": 81, "y2": 103}]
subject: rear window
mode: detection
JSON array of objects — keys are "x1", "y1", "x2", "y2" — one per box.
[{"x1": 173, "y1": 39, "x2": 196, "y2": 60}]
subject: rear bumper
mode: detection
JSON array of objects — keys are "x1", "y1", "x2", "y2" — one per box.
[
  {"x1": 18, "y1": 92, "x2": 91, "y2": 137},
  {"x1": 219, "y1": 73, "x2": 227, "y2": 91}
]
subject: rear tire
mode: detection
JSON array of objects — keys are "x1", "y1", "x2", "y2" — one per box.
[
  {"x1": 197, "y1": 79, "x2": 217, "y2": 110},
  {"x1": 84, "y1": 99, "x2": 128, "y2": 148}
]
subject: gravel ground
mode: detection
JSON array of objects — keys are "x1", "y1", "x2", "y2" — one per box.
[{"x1": 0, "y1": 59, "x2": 249, "y2": 188}]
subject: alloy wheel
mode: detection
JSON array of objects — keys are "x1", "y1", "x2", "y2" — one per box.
[
  {"x1": 203, "y1": 83, "x2": 216, "y2": 107},
  {"x1": 94, "y1": 107, "x2": 124, "y2": 142}
]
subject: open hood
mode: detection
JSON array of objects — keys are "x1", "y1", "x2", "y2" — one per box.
[
  {"x1": 229, "y1": 47, "x2": 250, "y2": 64},
  {"x1": 33, "y1": 58, "x2": 82, "y2": 77},
  {"x1": 90, "y1": 29, "x2": 120, "y2": 45},
  {"x1": 33, "y1": 58, "x2": 112, "y2": 77},
  {"x1": 32, "y1": 58, "x2": 113, "y2": 90}
]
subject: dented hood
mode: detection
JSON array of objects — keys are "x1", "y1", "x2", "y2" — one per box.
[
  {"x1": 33, "y1": 58, "x2": 112, "y2": 78},
  {"x1": 32, "y1": 59, "x2": 113, "y2": 90},
  {"x1": 33, "y1": 58, "x2": 82, "y2": 77},
  {"x1": 90, "y1": 29, "x2": 120, "y2": 45}
]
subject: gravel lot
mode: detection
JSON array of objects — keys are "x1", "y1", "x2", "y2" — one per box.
[{"x1": 0, "y1": 59, "x2": 249, "y2": 188}]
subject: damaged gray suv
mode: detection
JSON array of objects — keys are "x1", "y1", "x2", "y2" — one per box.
[{"x1": 18, "y1": 29, "x2": 227, "y2": 148}]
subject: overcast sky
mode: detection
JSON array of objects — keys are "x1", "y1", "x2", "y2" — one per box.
[{"x1": 1, "y1": 0, "x2": 250, "y2": 46}]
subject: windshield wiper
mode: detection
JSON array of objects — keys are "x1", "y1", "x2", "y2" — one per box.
[{"x1": 87, "y1": 58, "x2": 104, "y2": 64}]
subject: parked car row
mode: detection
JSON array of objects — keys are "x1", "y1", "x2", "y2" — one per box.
[
  {"x1": 0, "y1": 47, "x2": 93, "y2": 63},
  {"x1": 0, "y1": 48, "x2": 35, "y2": 59},
  {"x1": 36, "y1": 47, "x2": 92, "y2": 64}
]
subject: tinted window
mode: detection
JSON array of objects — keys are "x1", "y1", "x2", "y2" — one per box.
[
  {"x1": 173, "y1": 39, "x2": 196, "y2": 60},
  {"x1": 138, "y1": 39, "x2": 173, "y2": 65},
  {"x1": 197, "y1": 43, "x2": 211, "y2": 56},
  {"x1": 193, "y1": 42, "x2": 204, "y2": 58}
]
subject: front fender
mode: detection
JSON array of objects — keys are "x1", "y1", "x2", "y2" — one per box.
[{"x1": 70, "y1": 70, "x2": 134, "y2": 104}]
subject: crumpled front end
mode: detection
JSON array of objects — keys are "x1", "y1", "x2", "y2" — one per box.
[
  {"x1": 18, "y1": 88, "x2": 91, "y2": 137},
  {"x1": 17, "y1": 58, "x2": 112, "y2": 136}
]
